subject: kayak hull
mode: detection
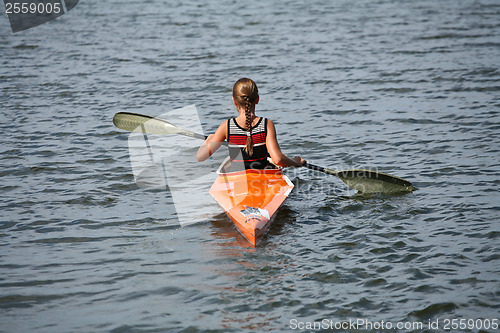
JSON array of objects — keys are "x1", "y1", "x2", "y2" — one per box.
[{"x1": 209, "y1": 159, "x2": 294, "y2": 245}]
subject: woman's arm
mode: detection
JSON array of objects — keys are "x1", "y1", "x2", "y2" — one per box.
[
  {"x1": 266, "y1": 119, "x2": 305, "y2": 167},
  {"x1": 196, "y1": 120, "x2": 227, "y2": 162}
]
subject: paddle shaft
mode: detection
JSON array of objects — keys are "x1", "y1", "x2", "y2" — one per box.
[{"x1": 303, "y1": 162, "x2": 338, "y2": 176}]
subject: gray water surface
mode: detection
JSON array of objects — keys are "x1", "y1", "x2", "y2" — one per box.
[{"x1": 1, "y1": 0, "x2": 499, "y2": 332}]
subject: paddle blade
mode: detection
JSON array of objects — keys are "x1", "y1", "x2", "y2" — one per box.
[
  {"x1": 336, "y1": 169, "x2": 416, "y2": 194},
  {"x1": 113, "y1": 112, "x2": 183, "y2": 135}
]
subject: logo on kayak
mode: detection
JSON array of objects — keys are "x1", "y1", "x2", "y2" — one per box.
[{"x1": 240, "y1": 207, "x2": 270, "y2": 220}]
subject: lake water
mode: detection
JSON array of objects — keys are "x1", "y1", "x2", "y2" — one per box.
[{"x1": 1, "y1": 0, "x2": 499, "y2": 332}]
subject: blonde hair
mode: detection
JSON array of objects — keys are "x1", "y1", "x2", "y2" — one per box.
[{"x1": 232, "y1": 78, "x2": 259, "y2": 155}]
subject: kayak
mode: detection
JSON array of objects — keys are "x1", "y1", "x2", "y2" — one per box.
[{"x1": 209, "y1": 158, "x2": 294, "y2": 245}]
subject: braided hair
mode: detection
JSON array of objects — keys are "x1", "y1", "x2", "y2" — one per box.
[{"x1": 232, "y1": 78, "x2": 259, "y2": 156}]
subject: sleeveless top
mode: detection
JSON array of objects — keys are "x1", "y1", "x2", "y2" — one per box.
[{"x1": 227, "y1": 117, "x2": 270, "y2": 170}]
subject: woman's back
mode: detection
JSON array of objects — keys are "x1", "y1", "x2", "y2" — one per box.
[{"x1": 227, "y1": 117, "x2": 269, "y2": 170}]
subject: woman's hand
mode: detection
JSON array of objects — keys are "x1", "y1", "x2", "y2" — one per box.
[{"x1": 292, "y1": 156, "x2": 306, "y2": 167}]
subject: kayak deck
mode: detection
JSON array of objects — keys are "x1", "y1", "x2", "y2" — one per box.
[{"x1": 209, "y1": 158, "x2": 294, "y2": 245}]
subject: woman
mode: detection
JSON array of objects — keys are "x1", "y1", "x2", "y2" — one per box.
[{"x1": 197, "y1": 78, "x2": 305, "y2": 170}]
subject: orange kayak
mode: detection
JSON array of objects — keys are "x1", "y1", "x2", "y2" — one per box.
[{"x1": 209, "y1": 158, "x2": 294, "y2": 245}]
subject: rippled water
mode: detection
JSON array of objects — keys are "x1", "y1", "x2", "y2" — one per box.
[{"x1": 1, "y1": 0, "x2": 499, "y2": 332}]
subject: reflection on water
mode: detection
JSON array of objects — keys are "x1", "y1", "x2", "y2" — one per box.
[{"x1": 206, "y1": 212, "x2": 300, "y2": 332}]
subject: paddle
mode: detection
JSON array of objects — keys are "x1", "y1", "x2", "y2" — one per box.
[
  {"x1": 113, "y1": 112, "x2": 416, "y2": 194},
  {"x1": 112, "y1": 111, "x2": 206, "y2": 140},
  {"x1": 302, "y1": 162, "x2": 416, "y2": 193}
]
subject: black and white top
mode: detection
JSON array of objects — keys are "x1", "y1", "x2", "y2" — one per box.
[{"x1": 227, "y1": 117, "x2": 270, "y2": 170}]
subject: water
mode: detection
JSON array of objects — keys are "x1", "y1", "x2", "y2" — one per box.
[{"x1": 1, "y1": 0, "x2": 499, "y2": 332}]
